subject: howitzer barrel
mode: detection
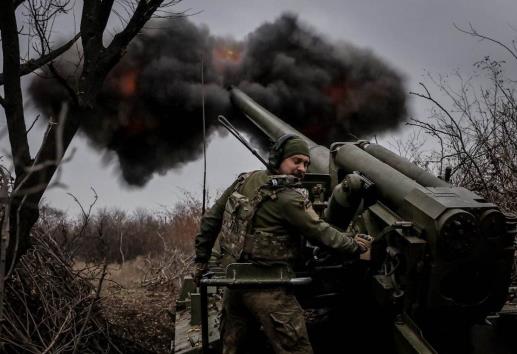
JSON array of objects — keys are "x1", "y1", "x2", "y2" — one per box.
[
  {"x1": 231, "y1": 87, "x2": 429, "y2": 209},
  {"x1": 335, "y1": 143, "x2": 427, "y2": 209},
  {"x1": 230, "y1": 87, "x2": 329, "y2": 173},
  {"x1": 361, "y1": 142, "x2": 449, "y2": 187}
]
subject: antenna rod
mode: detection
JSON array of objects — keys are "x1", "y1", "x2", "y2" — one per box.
[
  {"x1": 201, "y1": 59, "x2": 207, "y2": 215},
  {"x1": 217, "y1": 115, "x2": 269, "y2": 169}
]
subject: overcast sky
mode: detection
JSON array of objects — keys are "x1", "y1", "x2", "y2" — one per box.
[{"x1": 2, "y1": 0, "x2": 517, "y2": 216}]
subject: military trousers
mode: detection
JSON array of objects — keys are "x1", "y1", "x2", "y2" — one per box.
[{"x1": 221, "y1": 287, "x2": 313, "y2": 354}]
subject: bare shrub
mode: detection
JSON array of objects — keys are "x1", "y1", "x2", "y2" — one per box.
[
  {"x1": 140, "y1": 239, "x2": 194, "y2": 292},
  {"x1": 51, "y1": 193, "x2": 202, "y2": 264},
  {"x1": 0, "y1": 169, "x2": 202, "y2": 352},
  {"x1": 77, "y1": 208, "x2": 166, "y2": 263},
  {"x1": 139, "y1": 195, "x2": 202, "y2": 290},
  {"x1": 408, "y1": 27, "x2": 517, "y2": 289},
  {"x1": 0, "y1": 229, "x2": 117, "y2": 353},
  {"x1": 162, "y1": 192, "x2": 203, "y2": 254},
  {"x1": 36, "y1": 192, "x2": 202, "y2": 293},
  {"x1": 410, "y1": 26, "x2": 517, "y2": 213}
]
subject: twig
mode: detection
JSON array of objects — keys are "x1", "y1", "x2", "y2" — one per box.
[
  {"x1": 25, "y1": 114, "x2": 40, "y2": 135},
  {"x1": 453, "y1": 23, "x2": 517, "y2": 62},
  {"x1": 0, "y1": 32, "x2": 80, "y2": 86}
]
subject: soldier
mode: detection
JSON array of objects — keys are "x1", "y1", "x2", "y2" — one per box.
[{"x1": 194, "y1": 134, "x2": 372, "y2": 354}]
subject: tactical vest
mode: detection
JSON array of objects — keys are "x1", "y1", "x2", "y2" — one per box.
[{"x1": 219, "y1": 173, "x2": 303, "y2": 264}]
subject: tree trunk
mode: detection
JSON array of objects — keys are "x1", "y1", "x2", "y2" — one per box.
[
  {"x1": 1, "y1": 0, "x2": 168, "y2": 269},
  {"x1": 6, "y1": 102, "x2": 82, "y2": 269}
]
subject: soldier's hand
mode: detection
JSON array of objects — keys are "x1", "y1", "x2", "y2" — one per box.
[
  {"x1": 193, "y1": 262, "x2": 208, "y2": 287},
  {"x1": 354, "y1": 234, "x2": 373, "y2": 254}
]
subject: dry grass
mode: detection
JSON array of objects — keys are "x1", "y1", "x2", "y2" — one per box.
[{"x1": 75, "y1": 257, "x2": 148, "y2": 290}]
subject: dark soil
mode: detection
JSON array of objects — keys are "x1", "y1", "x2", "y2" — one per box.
[{"x1": 101, "y1": 286, "x2": 176, "y2": 354}]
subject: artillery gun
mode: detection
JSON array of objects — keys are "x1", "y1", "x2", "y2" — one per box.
[{"x1": 173, "y1": 87, "x2": 516, "y2": 354}]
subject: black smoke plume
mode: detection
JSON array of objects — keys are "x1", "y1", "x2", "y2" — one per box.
[{"x1": 29, "y1": 14, "x2": 407, "y2": 186}]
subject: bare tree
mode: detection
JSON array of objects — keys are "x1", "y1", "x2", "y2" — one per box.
[
  {"x1": 0, "y1": 0, "x2": 183, "y2": 270},
  {"x1": 409, "y1": 24, "x2": 517, "y2": 212}
]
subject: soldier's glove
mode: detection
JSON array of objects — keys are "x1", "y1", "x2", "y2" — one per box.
[
  {"x1": 193, "y1": 262, "x2": 209, "y2": 287},
  {"x1": 354, "y1": 234, "x2": 373, "y2": 254}
]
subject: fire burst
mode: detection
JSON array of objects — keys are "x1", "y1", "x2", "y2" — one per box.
[
  {"x1": 213, "y1": 46, "x2": 242, "y2": 63},
  {"x1": 118, "y1": 70, "x2": 138, "y2": 97},
  {"x1": 323, "y1": 84, "x2": 348, "y2": 105}
]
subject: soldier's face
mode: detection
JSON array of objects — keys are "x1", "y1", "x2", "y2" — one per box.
[{"x1": 278, "y1": 154, "x2": 310, "y2": 178}]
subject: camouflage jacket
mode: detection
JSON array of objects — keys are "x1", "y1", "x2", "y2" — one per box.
[{"x1": 194, "y1": 170, "x2": 359, "y2": 264}]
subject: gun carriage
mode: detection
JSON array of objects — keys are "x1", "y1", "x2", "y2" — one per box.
[{"x1": 174, "y1": 87, "x2": 516, "y2": 354}]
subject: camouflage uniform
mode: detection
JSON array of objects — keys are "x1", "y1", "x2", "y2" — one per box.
[{"x1": 195, "y1": 170, "x2": 360, "y2": 354}]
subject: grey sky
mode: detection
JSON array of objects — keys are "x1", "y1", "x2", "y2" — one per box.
[{"x1": 2, "y1": 0, "x2": 517, "y2": 215}]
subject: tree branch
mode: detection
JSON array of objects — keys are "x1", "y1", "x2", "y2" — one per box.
[
  {"x1": 104, "y1": 0, "x2": 164, "y2": 68},
  {"x1": 410, "y1": 82, "x2": 490, "y2": 195},
  {"x1": 97, "y1": 0, "x2": 116, "y2": 35},
  {"x1": 48, "y1": 63, "x2": 78, "y2": 106},
  {"x1": 454, "y1": 23, "x2": 517, "y2": 62},
  {"x1": 79, "y1": 2, "x2": 102, "y2": 81},
  {"x1": 0, "y1": 32, "x2": 80, "y2": 87},
  {"x1": 79, "y1": 0, "x2": 166, "y2": 103},
  {"x1": 25, "y1": 114, "x2": 40, "y2": 135}
]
